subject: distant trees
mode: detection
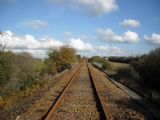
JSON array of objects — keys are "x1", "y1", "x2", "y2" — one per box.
[{"x1": 108, "y1": 56, "x2": 139, "y2": 63}]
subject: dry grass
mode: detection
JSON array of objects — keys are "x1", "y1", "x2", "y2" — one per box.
[{"x1": 108, "y1": 61, "x2": 130, "y2": 72}]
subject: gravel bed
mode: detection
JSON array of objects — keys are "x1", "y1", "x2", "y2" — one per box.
[
  {"x1": 18, "y1": 63, "x2": 154, "y2": 120},
  {"x1": 89, "y1": 64, "x2": 154, "y2": 120},
  {"x1": 52, "y1": 65, "x2": 100, "y2": 120},
  {"x1": 18, "y1": 65, "x2": 81, "y2": 120}
]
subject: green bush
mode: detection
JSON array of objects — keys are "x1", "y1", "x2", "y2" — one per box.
[
  {"x1": 88, "y1": 56, "x2": 111, "y2": 70},
  {"x1": 0, "y1": 52, "x2": 42, "y2": 95},
  {"x1": 0, "y1": 52, "x2": 13, "y2": 85},
  {"x1": 117, "y1": 67, "x2": 140, "y2": 82},
  {"x1": 131, "y1": 48, "x2": 160, "y2": 90},
  {"x1": 44, "y1": 46, "x2": 77, "y2": 74}
]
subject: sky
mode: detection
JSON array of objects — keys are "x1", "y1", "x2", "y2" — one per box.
[{"x1": 0, "y1": 0, "x2": 160, "y2": 58}]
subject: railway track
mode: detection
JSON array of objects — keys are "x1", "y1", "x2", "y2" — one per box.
[
  {"x1": 94, "y1": 65, "x2": 160, "y2": 119},
  {"x1": 19, "y1": 62, "x2": 154, "y2": 120},
  {"x1": 19, "y1": 63, "x2": 83, "y2": 120},
  {"x1": 44, "y1": 62, "x2": 107, "y2": 120},
  {"x1": 88, "y1": 64, "x2": 153, "y2": 120}
]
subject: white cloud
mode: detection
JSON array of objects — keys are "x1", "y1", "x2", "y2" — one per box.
[
  {"x1": 10, "y1": 49, "x2": 48, "y2": 59},
  {"x1": 98, "y1": 45, "x2": 122, "y2": 54},
  {"x1": 120, "y1": 19, "x2": 140, "y2": 28},
  {"x1": 144, "y1": 33, "x2": 160, "y2": 44},
  {"x1": 68, "y1": 38, "x2": 93, "y2": 51},
  {"x1": 25, "y1": 20, "x2": 49, "y2": 30},
  {"x1": 0, "y1": 31, "x2": 94, "y2": 58},
  {"x1": 0, "y1": 30, "x2": 138, "y2": 58},
  {"x1": 64, "y1": 31, "x2": 71, "y2": 37},
  {"x1": 0, "y1": 30, "x2": 63, "y2": 58},
  {"x1": 123, "y1": 31, "x2": 140, "y2": 43},
  {"x1": 98, "y1": 45, "x2": 134, "y2": 56},
  {"x1": 49, "y1": 0, "x2": 118, "y2": 16},
  {"x1": 97, "y1": 28, "x2": 140, "y2": 43}
]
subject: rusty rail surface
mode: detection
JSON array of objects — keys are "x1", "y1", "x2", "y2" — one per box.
[
  {"x1": 43, "y1": 63, "x2": 83, "y2": 120},
  {"x1": 93, "y1": 64, "x2": 159, "y2": 120},
  {"x1": 87, "y1": 63, "x2": 108, "y2": 120}
]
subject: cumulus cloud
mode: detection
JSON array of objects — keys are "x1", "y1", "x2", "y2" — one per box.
[
  {"x1": 0, "y1": 30, "x2": 63, "y2": 58},
  {"x1": 120, "y1": 19, "x2": 140, "y2": 28},
  {"x1": 98, "y1": 45, "x2": 122, "y2": 54},
  {"x1": 25, "y1": 20, "x2": 49, "y2": 30},
  {"x1": 0, "y1": 31, "x2": 94, "y2": 58},
  {"x1": 0, "y1": 30, "x2": 137, "y2": 58},
  {"x1": 97, "y1": 28, "x2": 140, "y2": 43},
  {"x1": 49, "y1": 0, "x2": 118, "y2": 16},
  {"x1": 11, "y1": 49, "x2": 48, "y2": 58},
  {"x1": 144, "y1": 33, "x2": 160, "y2": 44},
  {"x1": 68, "y1": 38, "x2": 93, "y2": 51},
  {"x1": 97, "y1": 45, "x2": 134, "y2": 56}
]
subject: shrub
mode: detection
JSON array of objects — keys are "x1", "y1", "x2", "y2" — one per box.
[
  {"x1": 0, "y1": 51, "x2": 13, "y2": 85},
  {"x1": 44, "y1": 46, "x2": 77, "y2": 74},
  {"x1": 117, "y1": 67, "x2": 140, "y2": 82},
  {"x1": 88, "y1": 56, "x2": 111, "y2": 70},
  {"x1": 131, "y1": 48, "x2": 160, "y2": 90},
  {"x1": 0, "y1": 51, "x2": 41, "y2": 95}
]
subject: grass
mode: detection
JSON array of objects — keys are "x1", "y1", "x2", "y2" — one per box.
[
  {"x1": 35, "y1": 60, "x2": 46, "y2": 71},
  {"x1": 107, "y1": 61, "x2": 142, "y2": 94},
  {"x1": 108, "y1": 61, "x2": 130, "y2": 72},
  {"x1": 0, "y1": 60, "x2": 47, "y2": 110},
  {"x1": 0, "y1": 73, "x2": 55, "y2": 113}
]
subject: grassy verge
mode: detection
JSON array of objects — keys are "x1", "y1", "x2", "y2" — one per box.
[
  {"x1": 0, "y1": 68, "x2": 69, "y2": 119},
  {"x1": 108, "y1": 61, "x2": 129, "y2": 72}
]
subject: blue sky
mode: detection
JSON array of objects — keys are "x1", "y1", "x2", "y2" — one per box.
[{"x1": 0, "y1": 0, "x2": 160, "y2": 58}]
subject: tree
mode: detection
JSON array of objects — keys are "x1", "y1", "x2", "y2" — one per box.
[
  {"x1": 58, "y1": 46, "x2": 76, "y2": 70},
  {"x1": 44, "y1": 50, "x2": 59, "y2": 75},
  {"x1": 59, "y1": 46, "x2": 76, "y2": 64},
  {"x1": 44, "y1": 46, "x2": 77, "y2": 74}
]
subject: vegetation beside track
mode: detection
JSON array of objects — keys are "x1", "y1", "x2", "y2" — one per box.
[
  {"x1": 0, "y1": 44, "x2": 81, "y2": 118},
  {"x1": 89, "y1": 48, "x2": 160, "y2": 106}
]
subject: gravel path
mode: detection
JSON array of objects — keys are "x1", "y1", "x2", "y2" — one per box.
[
  {"x1": 52, "y1": 64, "x2": 100, "y2": 120},
  {"x1": 89, "y1": 64, "x2": 154, "y2": 120}
]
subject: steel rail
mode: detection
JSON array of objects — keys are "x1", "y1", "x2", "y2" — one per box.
[
  {"x1": 43, "y1": 63, "x2": 83, "y2": 120},
  {"x1": 44, "y1": 62, "x2": 108, "y2": 120},
  {"x1": 87, "y1": 63, "x2": 108, "y2": 120}
]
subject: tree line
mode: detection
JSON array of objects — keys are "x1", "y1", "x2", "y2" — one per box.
[{"x1": 108, "y1": 56, "x2": 139, "y2": 63}]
